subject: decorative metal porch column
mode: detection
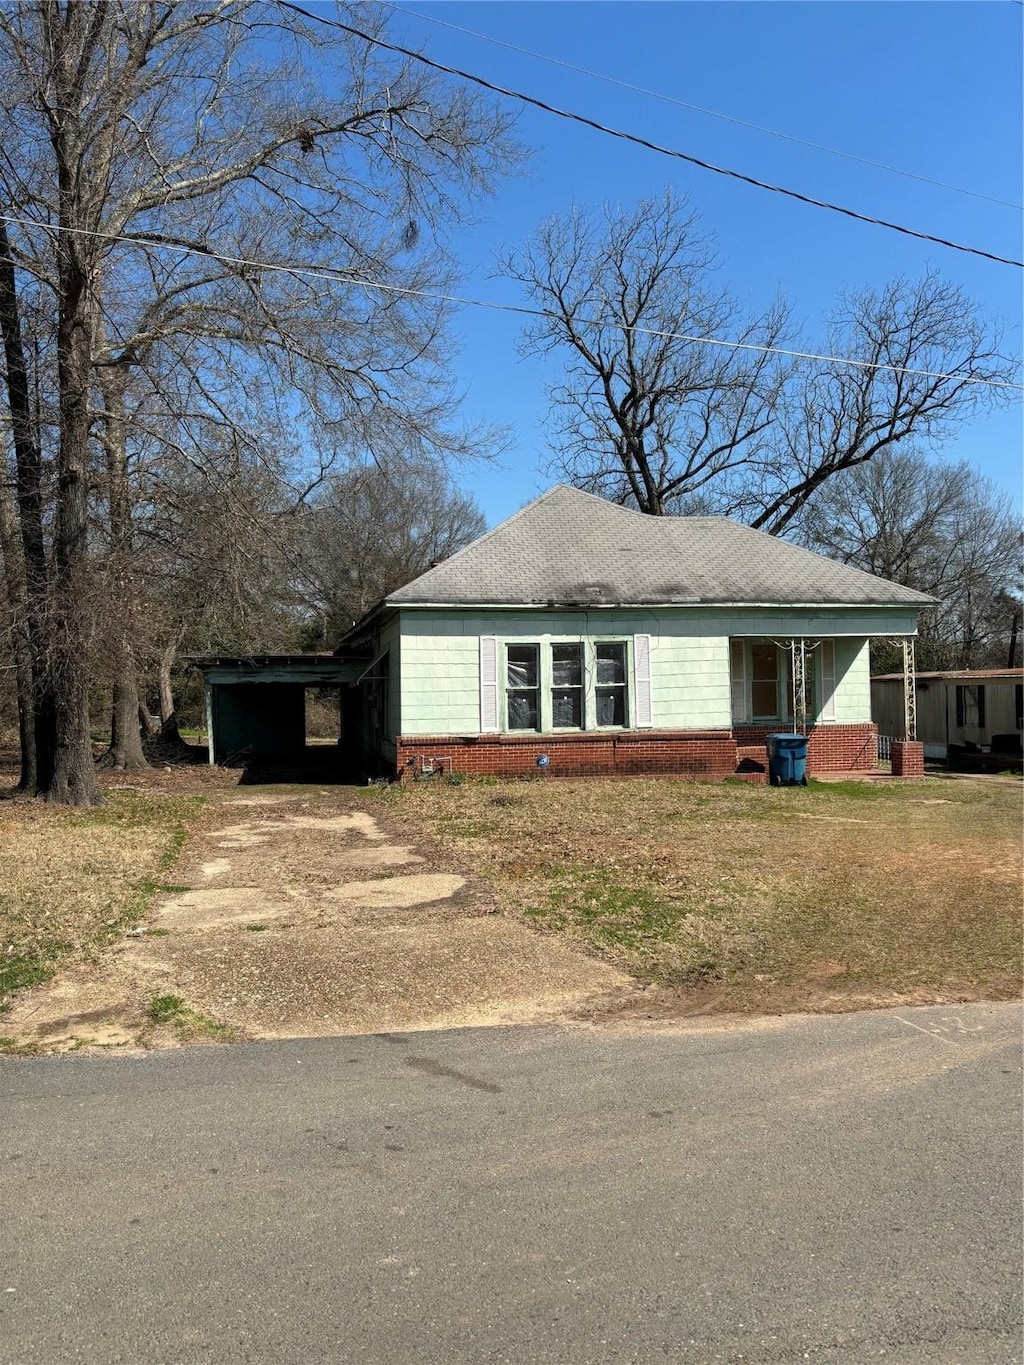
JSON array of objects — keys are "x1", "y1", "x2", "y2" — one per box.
[
  {"x1": 902, "y1": 637, "x2": 917, "y2": 741},
  {"x1": 790, "y1": 639, "x2": 807, "y2": 735}
]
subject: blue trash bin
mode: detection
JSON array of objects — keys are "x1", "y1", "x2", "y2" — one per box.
[{"x1": 766, "y1": 733, "x2": 809, "y2": 787}]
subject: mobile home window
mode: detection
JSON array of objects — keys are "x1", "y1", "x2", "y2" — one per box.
[
  {"x1": 955, "y1": 684, "x2": 986, "y2": 729},
  {"x1": 551, "y1": 643, "x2": 583, "y2": 728},
  {"x1": 595, "y1": 642, "x2": 628, "y2": 726},
  {"x1": 506, "y1": 645, "x2": 540, "y2": 731}
]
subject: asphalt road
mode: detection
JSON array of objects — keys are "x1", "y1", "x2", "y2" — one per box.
[{"x1": 2, "y1": 1002, "x2": 1021, "y2": 1364}]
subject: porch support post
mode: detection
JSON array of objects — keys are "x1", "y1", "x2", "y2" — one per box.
[
  {"x1": 205, "y1": 683, "x2": 215, "y2": 766},
  {"x1": 902, "y1": 637, "x2": 917, "y2": 741},
  {"x1": 791, "y1": 639, "x2": 807, "y2": 734}
]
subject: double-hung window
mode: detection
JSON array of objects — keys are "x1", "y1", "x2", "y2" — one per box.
[
  {"x1": 551, "y1": 643, "x2": 584, "y2": 728},
  {"x1": 595, "y1": 642, "x2": 628, "y2": 727},
  {"x1": 731, "y1": 638, "x2": 835, "y2": 725},
  {"x1": 750, "y1": 642, "x2": 781, "y2": 720},
  {"x1": 506, "y1": 644, "x2": 540, "y2": 731},
  {"x1": 498, "y1": 639, "x2": 635, "y2": 732}
]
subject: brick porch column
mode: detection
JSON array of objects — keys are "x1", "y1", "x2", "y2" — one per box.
[{"x1": 891, "y1": 739, "x2": 925, "y2": 778}]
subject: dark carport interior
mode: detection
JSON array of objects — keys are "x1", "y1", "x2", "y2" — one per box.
[{"x1": 193, "y1": 654, "x2": 372, "y2": 780}]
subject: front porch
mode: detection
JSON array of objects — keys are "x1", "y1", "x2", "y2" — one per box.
[{"x1": 729, "y1": 633, "x2": 924, "y2": 781}]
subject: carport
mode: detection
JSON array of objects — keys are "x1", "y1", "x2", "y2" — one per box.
[{"x1": 194, "y1": 653, "x2": 372, "y2": 774}]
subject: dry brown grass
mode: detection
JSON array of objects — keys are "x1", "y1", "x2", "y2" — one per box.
[
  {"x1": 376, "y1": 776, "x2": 1023, "y2": 1014},
  {"x1": 0, "y1": 789, "x2": 205, "y2": 1008}
]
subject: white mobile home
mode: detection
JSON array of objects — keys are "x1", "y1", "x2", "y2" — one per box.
[{"x1": 871, "y1": 668, "x2": 1024, "y2": 760}]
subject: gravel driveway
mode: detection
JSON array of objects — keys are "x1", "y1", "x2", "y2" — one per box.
[{"x1": 5, "y1": 787, "x2": 630, "y2": 1051}]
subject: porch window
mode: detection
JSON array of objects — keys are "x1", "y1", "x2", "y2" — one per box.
[
  {"x1": 551, "y1": 643, "x2": 583, "y2": 728},
  {"x1": 506, "y1": 644, "x2": 540, "y2": 730},
  {"x1": 596, "y1": 642, "x2": 628, "y2": 726},
  {"x1": 732, "y1": 639, "x2": 832, "y2": 725},
  {"x1": 751, "y1": 642, "x2": 780, "y2": 719}
]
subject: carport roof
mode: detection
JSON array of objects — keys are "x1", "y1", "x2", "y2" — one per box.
[{"x1": 191, "y1": 653, "x2": 368, "y2": 668}]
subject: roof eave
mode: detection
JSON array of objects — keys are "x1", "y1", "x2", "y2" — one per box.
[{"x1": 386, "y1": 596, "x2": 933, "y2": 611}]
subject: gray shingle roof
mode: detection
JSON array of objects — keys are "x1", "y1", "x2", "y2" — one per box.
[{"x1": 387, "y1": 486, "x2": 935, "y2": 609}]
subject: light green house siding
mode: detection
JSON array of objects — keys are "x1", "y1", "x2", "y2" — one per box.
[
  {"x1": 378, "y1": 612, "x2": 403, "y2": 749},
  {"x1": 832, "y1": 639, "x2": 871, "y2": 723},
  {"x1": 394, "y1": 607, "x2": 915, "y2": 736}
]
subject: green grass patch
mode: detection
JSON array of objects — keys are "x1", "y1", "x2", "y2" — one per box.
[
  {"x1": 148, "y1": 993, "x2": 186, "y2": 1024},
  {"x1": 146, "y1": 992, "x2": 233, "y2": 1042},
  {"x1": 0, "y1": 953, "x2": 59, "y2": 1000}
]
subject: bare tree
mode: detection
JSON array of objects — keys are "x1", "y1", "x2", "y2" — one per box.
[
  {"x1": 0, "y1": 216, "x2": 53, "y2": 791},
  {"x1": 0, "y1": 0, "x2": 520, "y2": 799},
  {"x1": 295, "y1": 460, "x2": 486, "y2": 645},
  {"x1": 795, "y1": 450, "x2": 1023, "y2": 670},
  {"x1": 504, "y1": 194, "x2": 1016, "y2": 527},
  {"x1": 502, "y1": 193, "x2": 791, "y2": 514},
  {"x1": 741, "y1": 275, "x2": 1017, "y2": 534}
]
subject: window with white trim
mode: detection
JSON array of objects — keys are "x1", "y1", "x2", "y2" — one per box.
[
  {"x1": 506, "y1": 644, "x2": 540, "y2": 731},
  {"x1": 595, "y1": 642, "x2": 628, "y2": 727},
  {"x1": 551, "y1": 643, "x2": 584, "y2": 728},
  {"x1": 495, "y1": 638, "x2": 642, "y2": 733}
]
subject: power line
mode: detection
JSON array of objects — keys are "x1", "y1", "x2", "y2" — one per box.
[
  {"x1": 3, "y1": 210, "x2": 1019, "y2": 390},
  {"x1": 382, "y1": 0, "x2": 1023, "y2": 213},
  {"x1": 277, "y1": 1, "x2": 1023, "y2": 270}
]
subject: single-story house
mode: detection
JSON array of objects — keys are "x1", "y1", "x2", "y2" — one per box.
[
  {"x1": 329, "y1": 485, "x2": 933, "y2": 781},
  {"x1": 871, "y1": 667, "x2": 1024, "y2": 762},
  {"x1": 194, "y1": 486, "x2": 934, "y2": 780}
]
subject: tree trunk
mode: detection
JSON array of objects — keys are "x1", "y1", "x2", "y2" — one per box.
[
  {"x1": 41, "y1": 223, "x2": 101, "y2": 801},
  {"x1": 0, "y1": 215, "x2": 53, "y2": 791},
  {"x1": 158, "y1": 639, "x2": 179, "y2": 724},
  {"x1": 0, "y1": 486, "x2": 36, "y2": 789},
  {"x1": 97, "y1": 366, "x2": 148, "y2": 771},
  {"x1": 37, "y1": 9, "x2": 103, "y2": 806}
]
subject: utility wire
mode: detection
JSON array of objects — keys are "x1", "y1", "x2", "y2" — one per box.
[
  {"x1": 382, "y1": 0, "x2": 1023, "y2": 212},
  {"x1": 3, "y1": 210, "x2": 1019, "y2": 390},
  {"x1": 277, "y1": 1, "x2": 1022, "y2": 269}
]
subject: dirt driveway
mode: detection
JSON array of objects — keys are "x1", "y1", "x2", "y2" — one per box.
[{"x1": 5, "y1": 787, "x2": 631, "y2": 1051}]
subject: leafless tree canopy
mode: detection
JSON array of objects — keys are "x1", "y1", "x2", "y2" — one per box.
[
  {"x1": 502, "y1": 193, "x2": 792, "y2": 516},
  {"x1": 294, "y1": 460, "x2": 486, "y2": 647},
  {"x1": 0, "y1": 0, "x2": 520, "y2": 800},
  {"x1": 503, "y1": 192, "x2": 1017, "y2": 530},
  {"x1": 795, "y1": 449, "x2": 1023, "y2": 670}
]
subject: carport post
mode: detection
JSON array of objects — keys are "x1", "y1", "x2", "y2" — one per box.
[{"x1": 205, "y1": 683, "x2": 215, "y2": 765}]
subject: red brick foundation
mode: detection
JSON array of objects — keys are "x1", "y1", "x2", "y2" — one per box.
[
  {"x1": 395, "y1": 722, "x2": 879, "y2": 781},
  {"x1": 395, "y1": 730, "x2": 738, "y2": 781},
  {"x1": 890, "y1": 739, "x2": 925, "y2": 778},
  {"x1": 734, "y1": 723, "x2": 877, "y2": 774}
]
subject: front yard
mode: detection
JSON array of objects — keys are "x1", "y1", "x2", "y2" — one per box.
[
  {"x1": 378, "y1": 776, "x2": 1022, "y2": 1016},
  {"x1": 1, "y1": 758, "x2": 1020, "y2": 1036},
  {"x1": 0, "y1": 786, "x2": 207, "y2": 1012}
]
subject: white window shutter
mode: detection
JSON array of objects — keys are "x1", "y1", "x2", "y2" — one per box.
[
  {"x1": 633, "y1": 634, "x2": 653, "y2": 728},
  {"x1": 480, "y1": 636, "x2": 499, "y2": 733},
  {"x1": 730, "y1": 639, "x2": 748, "y2": 722},
  {"x1": 820, "y1": 640, "x2": 837, "y2": 722}
]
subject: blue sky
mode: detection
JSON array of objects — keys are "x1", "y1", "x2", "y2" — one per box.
[{"x1": 381, "y1": 1, "x2": 1023, "y2": 525}]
